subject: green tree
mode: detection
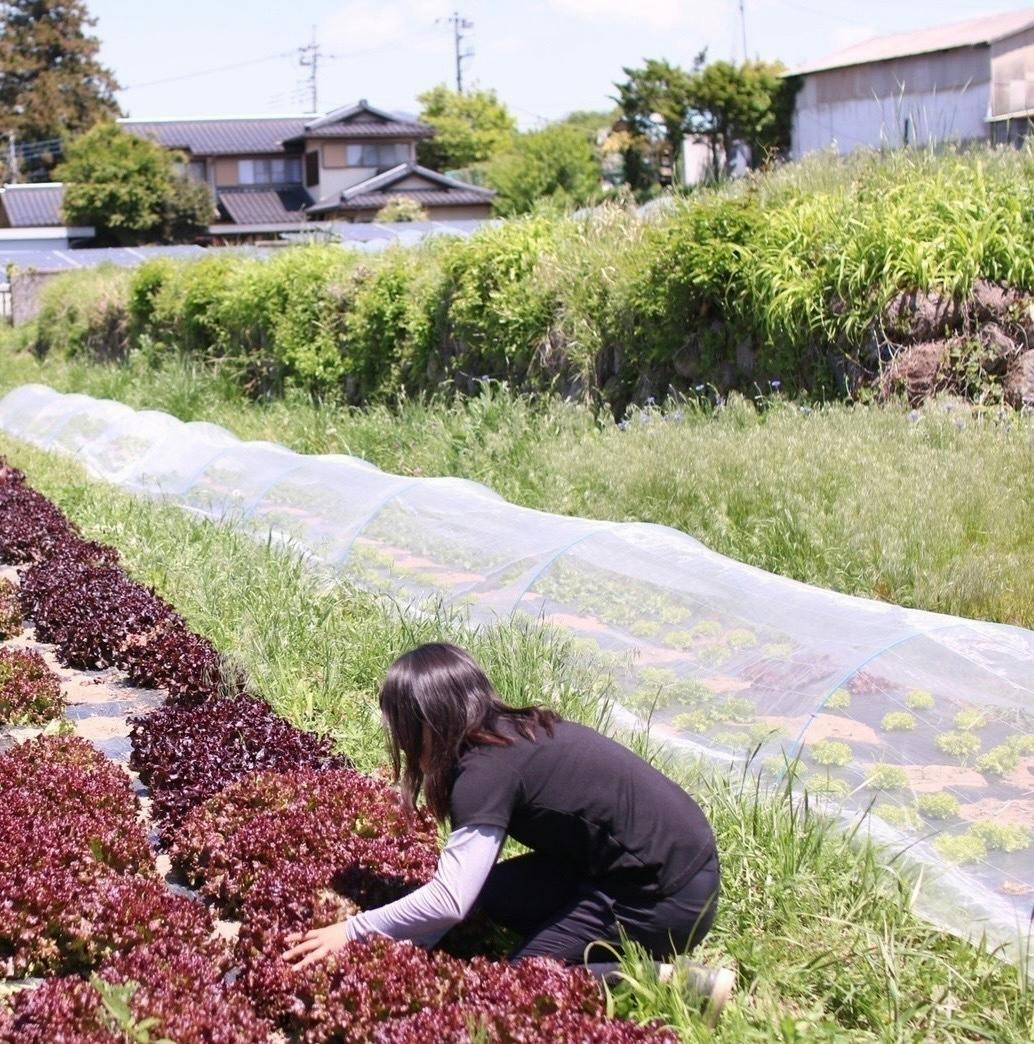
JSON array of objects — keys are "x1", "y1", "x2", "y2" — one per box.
[
  {"x1": 416, "y1": 84, "x2": 517, "y2": 171},
  {"x1": 483, "y1": 123, "x2": 601, "y2": 217},
  {"x1": 615, "y1": 55, "x2": 795, "y2": 184},
  {"x1": 56, "y1": 123, "x2": 213, "y2": 245},
  {"x1": 0, "y1": 0, "x2": 120, "y2": 179},
  {"x1": 613, "y1": 58, "x2": 692, "y2": 184},
  {"x1": 687, "y1": 58, "x2": 796, "y2": 178}
]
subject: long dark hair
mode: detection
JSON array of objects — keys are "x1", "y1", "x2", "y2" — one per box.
[{"x1": 380, "y1": 642, "x2": 558, "y2": 822}]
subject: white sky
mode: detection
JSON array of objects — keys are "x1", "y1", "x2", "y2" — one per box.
[{"x1": 87, "y1": 0, "x2": 1023, "y2": 125}]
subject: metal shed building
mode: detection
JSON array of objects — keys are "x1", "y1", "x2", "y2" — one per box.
[{"x1": 789, "y1": 8, "x2": 1034, "y2": 158}]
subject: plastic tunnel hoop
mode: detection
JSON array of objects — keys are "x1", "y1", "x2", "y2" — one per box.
[{"x1": 1, "y1": 383, "x2": 1032, "y2": 967}]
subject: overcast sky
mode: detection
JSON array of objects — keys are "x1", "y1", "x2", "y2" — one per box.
[{"x1": 88, "y1": 0, "x2": 1021, "y2": 125}]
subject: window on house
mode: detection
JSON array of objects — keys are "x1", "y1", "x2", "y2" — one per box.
[
  {"x1": 345, "y1": 142, "x2": 410, "y2": 168},
  {"x1": 187, "y1": 159, "x2": 207, "y2": 182},
  {"x1": 238, "y1": 156, "x2": 303, "y2": 185},
  {"x1": 305, "y1": 150, "x2": 320, "y2": 187}
]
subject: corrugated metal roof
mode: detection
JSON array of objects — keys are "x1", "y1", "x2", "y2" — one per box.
[
  {"x1": 793, "y1": 8, "x2": 1034, "y2": 76},
  {"x1": 0, "y1": 184, "x2": 64, "y2": 227},
  {"x1": 218, "y1": 187, "x2": 312, "y2": 225}
]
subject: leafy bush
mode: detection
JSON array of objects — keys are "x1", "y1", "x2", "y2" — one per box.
[
  {"x1": 129, "y1": 693, "x2": 347, "y2": 835},
  {"x1": 26, "y1": 146, "x2": 1034, "y2": 406},
  {"x1": 881, "y1": 711, "x2": 916, "y2": 732},
  {"x1": 905, "y1": 689, "x2": 935, "y2": 711},
  {"x1": 0, "y1": 577, "x2": 23, "y2": 637},
  {"x1": 810, "y1": 740, "x2": 852, "y2": 767},
  {"x1": 969, "y1": 822, "x2": 1031, "y2": 853},
  {"x1": 0, "y1": 647, "x2": 63, "y2": 725},
  {"x1": 976, "y1": 743, "x2": 1021, "y2": 777},
  {"x1": 916, "y1": 792, "x2": 959, "y2": 820},
  {"x1": 935, "y1": 731, "x2": 982, "y2": 759},
  {"x1": 825, "y1": 688, "x2": 851, "y2": 711},
  {"x1": 953, "y1": 708, "x2": 987, "y2": 731},
  {"x1": 0, "y1": 941, "x2": 268, "y2": 1042},
  {"x1": 375, "y1": 195, "x2": 429, "y2": 223},
  {"x1": 866, "y1": 763, "x2": 909, "y2": 791},
  {"x1": 170, "y1": 768, "x2": 439, "y2": 912},
  {"x1": 934, "y1": 833, "x2": 987, "y2": 865}
]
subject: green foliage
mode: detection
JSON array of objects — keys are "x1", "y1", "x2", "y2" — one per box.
[
  {"x1": 953, "y1": 708, "x2": 987, "y2": 731},
  {"x1": 877, "y1": 804, "x2": 921, "y2": 831},
  {"x1": 810, "y1": 740, "x2": 851, "y2": 767},
  {"x1": 482, "y1": 124, "x2": 601, "y2": 217},
  {"x1": 881, "y1": 711, "x2": 916, "y2": 732},
  {"x1": 968, "y1": 822, "x2": 1031, "y2": 853},
  {"x1": 825, "y1": 688, "x2": 851, "y2": 711},
  {"x1": 31, "y1": 265, "x2": 131, "y2": 361},
  {"x1": 29, "y1": 146, "x2": 1034, "y2": 404},
  {"x1": 416, "y1": 85, "x2": 516, "y2": 171},
  {"x1": 0, "y1": 0, "x2": 119, "y2": 178},
  {"x1": 934, "y1": 832, "x2": 987, "y2": 865},
  {"x1": 905, "y1": 688, "x2": 935, "y2": 710},
  {"x1": 56, "y1": 123, "x2": 213, "y2": 245},
  {"x1": 803, "y1": 774, "x2": 849, "y2": 798},
  {"x1": 935, "y1": 731, "x2": 982, "y2": 759},
  {"x1": 374, "y1": 196, "x2": 429, "y2": 223},
  {"x1": 916, "y1": 792, "x2": 959, "y2": 820},
  {"x1": 866, "y1": 763, "x2": 908, "y2": 791},
  {"x1": 976, "y1": 743, "x2": 1020, "y2": 777}
]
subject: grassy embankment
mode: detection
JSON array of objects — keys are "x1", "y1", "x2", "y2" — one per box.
[
  {"x1": 2, "y1": 433, "x2": 1031, "y2": 1043},
  {"x1": 22, "y1": 147, "x2": 1034, "y2": 407},
  {"x1": 3, "y1": 346, "x2": 1033, "y2": 631}
]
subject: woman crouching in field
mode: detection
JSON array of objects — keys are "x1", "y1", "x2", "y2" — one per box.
[{"x1": 283, "y1": 642, "x2": 733, "y2": 1021}]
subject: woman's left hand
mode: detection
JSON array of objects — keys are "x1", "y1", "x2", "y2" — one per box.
[{"x1": 282, "y1": 921, "x2": 351, "y2": 970}]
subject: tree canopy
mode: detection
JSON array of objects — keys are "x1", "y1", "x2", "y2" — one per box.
[
  {"x1": 614, "y1": 54, "x2": 795, "y2": 183},
  {"x1": 416, "y1": 85, "x2": 517, "y2": 171},
  {"x1": 0, "y1": 0, "x2": 120, "y2": 179},
  {"x1": 56, "y1": 124, "x2": 214, "y2": 245},
  {"x1": 483, "y1": 123, "x2": 600, "y2": 217}
]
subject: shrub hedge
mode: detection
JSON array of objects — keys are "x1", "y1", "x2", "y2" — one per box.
[{"x1": 26, "y1": 148, "x2": 1034, "y2": 406}]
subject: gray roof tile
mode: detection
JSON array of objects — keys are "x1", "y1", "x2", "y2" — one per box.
[
  {"x1": 218, "y1": 187, "x2": 311, "y2": 225},
  {"x1": 123, "y1": 118, "x2": 308, "y2": 156},
  {"x1": 324, "y1": 188, "x2": 496, "y2": 213},
  {"x1": 1, "y1": 184, "x2": 64, "y2": 227},
  {"x1": 288, "y1": 121, "x2": 434, "y2": 141}
]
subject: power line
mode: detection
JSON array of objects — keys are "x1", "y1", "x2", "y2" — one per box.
[
  {"x1": 123, "y1": 51, "x2": 293, "y2": 91},
  {"x1": 438, "y1": 11, "x2": 474, "y2": 93},
  {"x1": 298, "y1": 26, "x2": 322, "y2": 112}
]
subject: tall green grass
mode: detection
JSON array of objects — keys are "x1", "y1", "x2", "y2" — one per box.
[
  {"x1": 3, "y1": 433, "x2": 1031, "y2": 1042},
  {"x1": 24, "y1": 147, "x2": 1034, "y2": 403},
  {"x1": 4, "y1": 346, "x2": 1033, "y2": 630}
]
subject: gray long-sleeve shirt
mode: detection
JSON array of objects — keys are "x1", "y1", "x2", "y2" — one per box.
[{"x1": 343, "y1": 824, "x2": 506, "y2": 948}]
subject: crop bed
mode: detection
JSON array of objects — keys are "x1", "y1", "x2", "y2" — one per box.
[{"x1": 0, "y1": 457, "x2": 674, "y2": 1042}]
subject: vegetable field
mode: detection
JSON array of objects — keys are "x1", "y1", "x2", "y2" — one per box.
[{"x1": 0, "y1": 458, "x2": 673, "y2": 1041}]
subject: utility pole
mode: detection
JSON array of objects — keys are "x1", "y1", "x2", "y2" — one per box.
[
  {"x1": 439, "y1": 11, "x2": 473, "y2": 93},
  {"x1": 738, "y1": 0, "x2": 748, "y2": 62},
  {"x1": 7, "y1": 134, "x2": 17, "y2": 184},
  {"x1": 298, "y1": 26, "x2": 320, "y2": 112}
]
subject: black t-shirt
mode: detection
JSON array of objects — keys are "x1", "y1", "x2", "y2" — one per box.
[{"x1": 449, "y1": 719, "x2": 715, "y2": 897}]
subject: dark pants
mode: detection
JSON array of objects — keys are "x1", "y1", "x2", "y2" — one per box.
[{"x1": 477, "y1": 851, "x2": 719, "y2": 979}]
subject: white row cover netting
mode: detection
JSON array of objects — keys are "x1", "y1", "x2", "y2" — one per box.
[{"x1": 2, "y1": 383, "x2": 1033, "y2": 962}]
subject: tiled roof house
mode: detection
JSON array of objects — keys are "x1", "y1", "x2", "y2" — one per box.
[{"x1": 122, "y1": 99, "x2": 496, "y2": 232}]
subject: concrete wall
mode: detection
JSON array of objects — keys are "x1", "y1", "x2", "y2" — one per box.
[
  {"x1": 9, "y1": 268, "x2": 63, "y2": 326},
  {"x1": 791, "y1": 47, "x2": 992, "y2": 158}
]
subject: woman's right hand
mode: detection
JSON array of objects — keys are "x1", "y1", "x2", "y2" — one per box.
[{"x1": 282, "y1": 920, "x2": 351, "y2": 970}]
